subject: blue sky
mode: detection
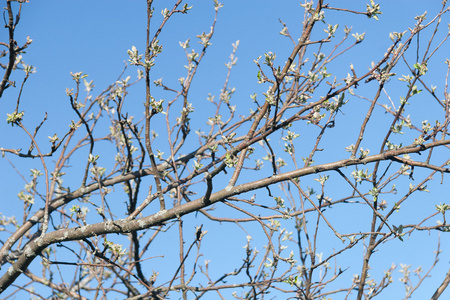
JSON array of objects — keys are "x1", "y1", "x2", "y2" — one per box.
[{"x1": 1, "y1": 1, "x2": 450, "y2": 299}]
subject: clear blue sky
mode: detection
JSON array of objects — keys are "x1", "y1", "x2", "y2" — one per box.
[{"x1": 1, "y1": 1, "x2": 450, "y2": 299}]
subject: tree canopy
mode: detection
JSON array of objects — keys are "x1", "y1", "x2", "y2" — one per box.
[{"x1": 1, "y1": 0, "x2": 450, "y2": 299}]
